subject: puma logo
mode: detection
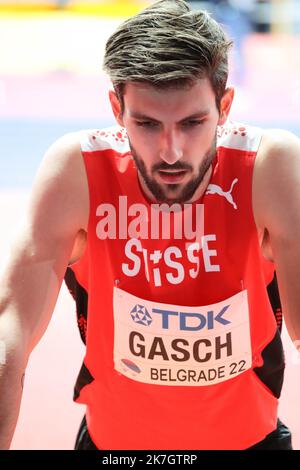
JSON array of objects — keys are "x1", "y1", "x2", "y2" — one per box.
[{"x1": 205, "y1": 178, "x2": 238, "y2": 209}]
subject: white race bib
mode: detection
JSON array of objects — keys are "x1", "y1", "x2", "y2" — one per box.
[{"x1": 113, "y1": 287, "x2": 252, "y2": 386}]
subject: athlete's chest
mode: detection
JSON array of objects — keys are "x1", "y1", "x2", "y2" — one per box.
[{"x1": 91, "y1": 162, "x2": 255, "y2": 296}]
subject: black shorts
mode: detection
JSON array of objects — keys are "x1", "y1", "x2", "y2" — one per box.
[{"x1": 74, "y1": 415, "x2": 293, "y2": 450}]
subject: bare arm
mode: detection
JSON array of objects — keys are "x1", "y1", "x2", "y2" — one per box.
[
  {"x1": 253, "y1": 129, "x2": 300, "y2": 350},
  {"x1": 0, "y1": 133, "x2": 88, "y2": 449}
]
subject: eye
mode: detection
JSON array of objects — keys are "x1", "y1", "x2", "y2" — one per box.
[
  {"x1": 182, "y1": 120, "x2": 205, "y2": 128},
  {"x1": 135, "y1": 121, "x2": 159, "y2": 129}
]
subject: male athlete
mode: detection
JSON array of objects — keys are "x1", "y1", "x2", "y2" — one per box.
[{"x1": 1, "y1": 0, "x2": 299, "y2": 450}]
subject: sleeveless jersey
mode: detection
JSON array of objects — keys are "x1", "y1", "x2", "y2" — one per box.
[{"x1": 65, "y1": 121, "x2": 285, "y2": 450}]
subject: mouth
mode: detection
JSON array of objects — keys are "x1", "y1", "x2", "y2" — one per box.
[{"x1": 157, "y1": 170, "x2": 188, "y2": 184}]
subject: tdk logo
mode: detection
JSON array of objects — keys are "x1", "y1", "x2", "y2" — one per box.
[
  {"x1": 130, "y1": 304, "x2": 231, "y2": 331},
  {"x1": 130, "y1": 305, "x2": 152, "y2": 326},
  {"x1": 152, "y1": 306, "x2": 231, "y2": 331}
]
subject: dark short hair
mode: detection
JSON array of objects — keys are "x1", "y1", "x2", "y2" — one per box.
[{"x1": 103, "y1": 0, "x2": 233, "y2": 111}]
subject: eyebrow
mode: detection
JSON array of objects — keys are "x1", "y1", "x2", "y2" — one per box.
[{"x1": 130, "y1": 110, "x2": 210, "y2": 123}]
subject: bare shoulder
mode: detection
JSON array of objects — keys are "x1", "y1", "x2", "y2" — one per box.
[
  {"x1": 30, "y1": 131, "x2": 89, "y2": 235},
  {"x1": 257, "y1": 128, "x2": 300, "y2": 162},
  {"x1": 253, "y1": 128, "x2": 300, "y2": 236}
]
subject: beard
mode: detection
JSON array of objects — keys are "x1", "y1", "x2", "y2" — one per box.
[{"x1": 129, "y1": 134, "x2": 217, "y2": 204}]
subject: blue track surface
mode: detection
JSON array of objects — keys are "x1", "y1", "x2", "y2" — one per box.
[{"x1": 0, "y1": 117, "x2": 114, "y2": 188}]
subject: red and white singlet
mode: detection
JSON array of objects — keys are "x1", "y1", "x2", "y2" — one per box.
[{"x1": 65, "y1": 121, "x2": 284, "y2": 450}]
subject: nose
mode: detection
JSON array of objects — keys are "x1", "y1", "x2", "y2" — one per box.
[{"x1": 159, "y1": 129, "x2": 183, "y2": 165}]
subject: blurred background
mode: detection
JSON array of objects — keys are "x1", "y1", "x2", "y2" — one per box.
[{"x1": 0, "y1": 0, "x2": 299, "y2": 450}]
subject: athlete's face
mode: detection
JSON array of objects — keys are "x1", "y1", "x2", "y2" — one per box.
[{"x1": 110, "y1": 79, "x2": 233, "y2": 204}]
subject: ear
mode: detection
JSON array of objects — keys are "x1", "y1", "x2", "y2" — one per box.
[
  {"x1": 218, "y1": 87, "x2": 234, "y2": 125},
  {"x1": 109, "y1": 90, "x2": 124, "y2": 127}
]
